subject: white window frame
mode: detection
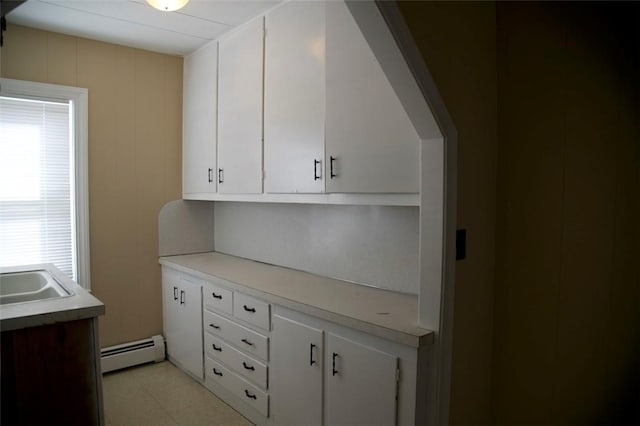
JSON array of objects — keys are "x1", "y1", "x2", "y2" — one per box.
[{"x1": 0, "y1": 78, "x2": 90, "y2": 289}]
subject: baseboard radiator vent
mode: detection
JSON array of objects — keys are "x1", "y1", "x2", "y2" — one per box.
[{"x1": 101, "y1": 335, "x2": 165, "y2": 374}]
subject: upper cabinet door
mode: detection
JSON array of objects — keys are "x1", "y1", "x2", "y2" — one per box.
[
  {"x1": 325, "y1": 2, "x2": 419, "y2": 194},
  {"x1": 264, "y1": 1, "x2": 326, "y2": 193},
  {"x1": 183, "y1": 41, "x2": 217, "y2": 196},
  {"x1": 217, "y1": 18, "x2": 264, "y2": 194}
]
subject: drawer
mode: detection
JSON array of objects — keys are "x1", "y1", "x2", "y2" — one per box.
[
  {"x1": 233, "y1": 292, "x2": 270, "y2": 331},
  {"x1": 205, "y1": 333, "x2": 268, "y2": 389},
  {"x1": 206, "y1": 357, "x2": 269, "y2": 417},
  {"x1": 204, "y1": 310, "x2": 269, "y2": 361},
  {"x1": 203, "y1": 281, "x2": 233, "y2": 315}
]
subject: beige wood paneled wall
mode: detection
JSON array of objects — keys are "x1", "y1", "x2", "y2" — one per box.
[
  {"x1": 397, "y1": 3, "x2": 498, "y2": 425},
  {"x1": 493, "y1": 3, "x2": 640, "y2": 423},
  {"x1": 1, "y1": 24, "x2": 183, "y2": 347}
]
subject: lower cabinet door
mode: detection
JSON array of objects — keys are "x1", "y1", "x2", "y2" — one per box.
[
  {"x1": 270, "y1": 314, "x2": 323, "y2": 426},
  {"x1": 163, "y1": 269, "x2": 203, "y2": 381},
  {"x1": 177, "y1": 276, "x2": 204, "y2": 379},
  {"x1": 326, "y1": 333, "x2": 398, "y2": 426}
]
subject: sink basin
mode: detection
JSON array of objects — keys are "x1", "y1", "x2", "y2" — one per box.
[{"x1": 0, "y1": 270, "x2": 73, "y2": 305}]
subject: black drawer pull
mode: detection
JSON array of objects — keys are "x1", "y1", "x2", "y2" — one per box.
[
  {"x1": 213, "y1": 368, "x2": 223, "y2": 377},
  {"x1": 209, "y1": 323, "x2": 220, "y2": 330},
  {"x1": 313, "y1": 159, "x2": 321, "y2": 180},
  {"x1": 244, "y1": 389, "x2": 257, "y2": 400},
  {"x1": 173, "y1": 286, "x2": 178, "y2": 301},
  {"x1": 241, "y1": 338, "x2": 254, "y2": 346},
  {"x1": 242, "y1": 361, "x2": 255, "y2": 371},
  {"x1": 310, "y1": 343, "x2": 317, "y2": 366},
  {"x1": 212, "y1": 344, "x2": 222, "y2": 352},
  {"x1": 243, "y1": 305, "x2": 256, "y2": 313},
  {"x1": 212, "y1": 292, "x2": 222, "y2": 300},
  {"x1": 332, "y1": 352, "x2": 339, "y2": 376},
  {"x1": 330, "y1": 156, "x2": 337, "y2": 178}
]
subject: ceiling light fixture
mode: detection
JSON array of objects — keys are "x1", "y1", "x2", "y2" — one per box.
[{"x1": 146, "y1": 0, "x2": 189, "y2": 12}]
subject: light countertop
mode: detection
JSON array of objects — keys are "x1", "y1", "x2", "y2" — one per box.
[
  {"x1": 159, "y1": 252, "x2": 433, "y2": 348},
  {"x1": 0, "y1": 264, "x2": 105, "y2": 332}
]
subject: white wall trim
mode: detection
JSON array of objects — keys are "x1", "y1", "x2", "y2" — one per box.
[
  {"x1": 0, "y1": 78, "x2": 91, "y2": 290},
  {"x1": 343, "y1": 2, "x2": 458, "y2": 425}
]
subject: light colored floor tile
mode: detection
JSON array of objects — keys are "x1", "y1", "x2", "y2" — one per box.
[
  {"x1": 149, "y1": 381, "x2": 251, "y2": 426},
  {"x1": 104, "y1": 383, "x2": 177, "y2": 426},
  {"x1": 103, "y1": 361, "x2": 251, "y2": 426}
]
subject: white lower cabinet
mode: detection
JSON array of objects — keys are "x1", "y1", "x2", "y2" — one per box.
[
  {"x1": 161, "y1": 267, "x2": 203, "y2": 380},
  {"x1": 162, "y1": 267, "x2": 417, "y2": 426},
  {"x1": 271, "y1": 315, "x2": 324, "y2": 426},
  {"x1": 198, "y1": 277, "x2": 272, "y2": 423},
  {"x1": 271, "y1": 312, "x2": 400, "y2": 426},
  {"x1": 326, "y1": 334, "x2": 398, "y2": 426},
  {"x1": 206, "y1": 356, "x2": 269, "y2": 416}
]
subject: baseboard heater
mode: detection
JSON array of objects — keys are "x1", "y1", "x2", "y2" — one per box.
[{"x1": 100, "y1": 335, "x2": 165, "y2": 374}]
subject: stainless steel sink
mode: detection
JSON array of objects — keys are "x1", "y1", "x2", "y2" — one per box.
[{"x1": 0, "y1": 270, "x2": 73, "y2": 305}]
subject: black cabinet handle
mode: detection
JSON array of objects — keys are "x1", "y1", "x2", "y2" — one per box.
[
  {"x1": 244, "y1": 390, "x2": 257, "y2": 400},
  {"x1": 208, "y1": 168, "x2": 213, "y2": 183},
  {"x1": 242, "y1": 361, "x2": 255, "y2": 371},
  {"x1": 243, "y1": 305, "x2": 256, "y2": 313},
  {"x1": 313, "y1": 159, "x2": 321, "y2": 180},
  {"x1": 241, "y1": 338, "x2": 254, "y2": 347},
  {"x1": 330, "y1": 156, "x2": 337, "y2": 178},
  {"x1": 310, "y1": 343, "x2": 317, "y2": 366},
  {"x1": 218, "y1": 168, "x2": 224, "y2": 184},
  {"x1": 209, "y1": 323, "x2": 220, "y2": 330},
  {"x1": 179, "y1": 290, "x2": 185, "y2": 305},
  {"x1": 173, "y1": 286, "x2": 178, "y2": 301},
  {"x1": 212, "y1": 344, "x2": 222, "y2": 352},
  {"x1": 332, "y1": 352, "x2": 339, "y2": 376},
  {"x1": 213, "y1": 368, "x2": 223, "y2": 377},
  {"x1": 212, "y1": 292, "x2": 222, "y2": 300}
]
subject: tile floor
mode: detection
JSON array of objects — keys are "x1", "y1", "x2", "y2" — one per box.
[{"x1": 102, "y1": 361, "x2": 252, "y2": 426}]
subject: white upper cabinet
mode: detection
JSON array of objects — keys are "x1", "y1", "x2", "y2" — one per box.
[
  {"x1": 325, "y1": 1, "x2": 420, "y2": 193},
  {"x1": 182, "y1": 0, "x2": 420, "y2": 202},
  {"x1": 183, "y1": 41, "x2": 217, "y2": 196},
  {"x1": 264, "y1": 0, "x2": 419, "y2": 195},
  {"x1": 217, "y1": 17, "x2": 264, "y2": 194},
  {"x1": 264, "y1": 1, "x2": 326, "y2": 193}
]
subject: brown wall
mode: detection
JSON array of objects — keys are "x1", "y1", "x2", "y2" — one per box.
[
  {"x1": 398, "y1": 2, "x2": 498, "y2": 425},
  {"x1": 1, "y1": 25, "x2": 183, "y2": 347},
  {"x1": 401, "y1": 1, "x2": 639, "y2": 425},
  {"x1": 493, "y1": 2, "x2": 640, "y2": 424}
]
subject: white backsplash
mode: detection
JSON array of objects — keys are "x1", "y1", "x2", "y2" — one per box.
[{"x1": 214, "y1": 202, "x2": 419, "y2": 294}]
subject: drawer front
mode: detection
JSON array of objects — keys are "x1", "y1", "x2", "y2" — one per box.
[
  {"x1": 204, "y1": 310, "x2": 269, "y2": 361},
  {"x1": 203, "y1": 281, "x2": 233, "y2": 315},
  {"x1": 206, "y1": 357, "x2": 269, "y2": 417},
  {"x1": 233, "y1": 292, "x2": 271, "y2": 330},
  {"x1": 204, "y1": 333, "x2": 268, "y2": 389}
]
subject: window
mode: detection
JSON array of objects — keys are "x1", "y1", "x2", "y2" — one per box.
[{"x1": 0, "y1": 78, "x2": 90, "y2": 288}]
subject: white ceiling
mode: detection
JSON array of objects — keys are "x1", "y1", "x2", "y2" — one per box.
[{"x1": 6, "y1": 0, "x2": 282, "y2": 56}]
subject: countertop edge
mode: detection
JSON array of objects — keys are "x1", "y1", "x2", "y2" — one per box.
[
  {"x1": 0, "y1": 264, "x2": 105, "y2": 332},
  {"x1": 159, "y1": 254, "x2": 434, "y2": 348}
]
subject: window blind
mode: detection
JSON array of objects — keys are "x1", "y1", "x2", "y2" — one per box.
[{"x1": 0, "y1": 96, "x2": 76, "y2": 280}]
